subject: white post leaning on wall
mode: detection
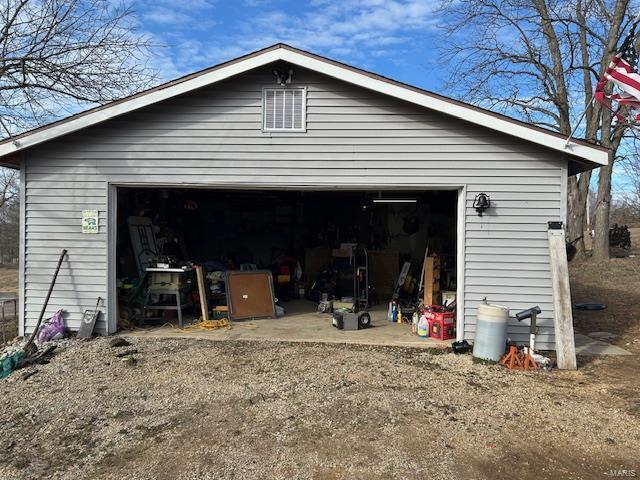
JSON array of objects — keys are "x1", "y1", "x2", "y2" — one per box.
[{"x1": 547, "y1": 222, "x2": 577, "y2": 370}]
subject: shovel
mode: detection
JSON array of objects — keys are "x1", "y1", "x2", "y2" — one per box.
[{"x1": 23, "y1": 249, "x2": 67, "y2": 355}]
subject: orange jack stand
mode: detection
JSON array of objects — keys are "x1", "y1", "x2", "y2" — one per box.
[
  {"x1": 499, "y1": 346, "x2": 524, "y2": 370},
  {"x1": 500, "y1": 346, "x2": 539, "y2": 371}
]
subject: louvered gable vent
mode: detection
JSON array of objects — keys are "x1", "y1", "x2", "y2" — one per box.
[{"x1": 263, "y1": 87, "x2": 306, "y2": 131}]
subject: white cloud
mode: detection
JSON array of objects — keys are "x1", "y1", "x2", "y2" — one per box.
[
  {"x1": 243, "y1": 0, "x2": 271, "y2": 6},
  {"x1": 233, "y1": 0, "x2": 439, "y2": 65},
  {"x1": 144, "y1": 7, "x2": 191, "y2": 24},
  {"x1": 139, "y1": 0, "x2": 217, "y2": 28},
  {"x1": 135, "y1": 0, "x2": 439, "y2": 80}
]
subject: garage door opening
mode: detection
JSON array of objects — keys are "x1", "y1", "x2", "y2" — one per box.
[{"x1": 113, "y1": 187, "x2": 459, "y2": 346}]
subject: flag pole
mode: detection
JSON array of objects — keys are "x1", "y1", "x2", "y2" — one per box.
[{"x1": 564, "y1": 94, "x2": 595, "y2": 149}]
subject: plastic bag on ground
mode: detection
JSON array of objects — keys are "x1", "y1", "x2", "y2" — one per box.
[{"x1": 37, "y1": 309, "x2": 66, "y2": 344}]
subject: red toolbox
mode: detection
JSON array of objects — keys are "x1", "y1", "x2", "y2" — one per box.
[{"x1": 423, "y1": 306, "x2": 456, "y2": 340}]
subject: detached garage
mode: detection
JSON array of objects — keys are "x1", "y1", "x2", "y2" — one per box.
[{"x1": 0, "y1": 44, "x2": 607, "y2": 357}]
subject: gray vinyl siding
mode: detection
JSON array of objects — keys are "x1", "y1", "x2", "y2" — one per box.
[{"x1": 22, "y1": 65, "x2": 565, "y2": 348}]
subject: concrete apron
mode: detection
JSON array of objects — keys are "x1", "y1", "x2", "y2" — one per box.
[
  {"x1": 122, "y1": 303, "x2": 453, "y2": 350},
  {"x1": 122, "y1": 324, "x2": 632, "y2": 356},
  {"x1": 119, "y1": 301, "x2": 631, "y2": 355},
  {"x1": 574, "y1": 333, "x2": 632, "y2": 356}
]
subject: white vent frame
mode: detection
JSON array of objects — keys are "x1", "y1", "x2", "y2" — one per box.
[{"x1": 262, "y1": 87, "x2": 307, "y2": 132}]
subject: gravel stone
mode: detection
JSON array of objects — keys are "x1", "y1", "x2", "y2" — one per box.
[{"x1": 0, "y1": 337, "x2": 638, "y2": 480}]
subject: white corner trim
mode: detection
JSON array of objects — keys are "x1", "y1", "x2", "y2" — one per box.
[
  {"x1": 107, "y1": 184, "x2": 118, "y2": 334},
  {"x1": 18, "y1": 156, "x2": 26, "y2": 337},
  {"x1": 456, "y1": 186, "x2": 466, "y2": 341},
  {"x1": 0, "y1": 46, "x2": 608, "y2": 166}
]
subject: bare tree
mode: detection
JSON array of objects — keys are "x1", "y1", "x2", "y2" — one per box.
[
  {"x1": 0, "y1": 0, "x2": 156, "y2": 136},
  {"x1": 0, "y1": 168, "x2": 18, "y2": 209},
  {"x1": 610, "y1": 198, "x2": 640, "y2": 223},
  {"x1": 0, "y1": 168, "x2": 18, "y2": 264},
  {"x1": 438, "y1": 0, "x2": 636, "y2": 260}
]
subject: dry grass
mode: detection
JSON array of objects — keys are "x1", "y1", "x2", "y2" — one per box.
[
  {"x1": 629, "y1": 227, "x2": 640, "y2": 254},
  {"x1": 570, "y1": 256, "x2": 640, "y2": 354},
  {"x1": 0, "y1": 266, "x2": 18, "y2": 293},
  {"x1": 0, "y1": 267, "x2": 18, "y2": 343}
]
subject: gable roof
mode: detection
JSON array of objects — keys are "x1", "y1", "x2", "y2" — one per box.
[{"x1": 0, "y1": 43, "x2": 608, "y2": 169}]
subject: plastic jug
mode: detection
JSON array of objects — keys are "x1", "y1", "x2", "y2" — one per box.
[
  {"x1": 412, "y1": 312, "x2": 419, "y2": 333},
  {"x1": 417, "y1": 314, "x2": 428, "y2": 337},
  {"x1": 388, "y1": 300, "x2": 398, "y2": 322}
]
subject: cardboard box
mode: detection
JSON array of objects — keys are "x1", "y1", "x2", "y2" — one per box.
[{"x1": 212, "y1": 305, "x2": 229, "y2": 320}]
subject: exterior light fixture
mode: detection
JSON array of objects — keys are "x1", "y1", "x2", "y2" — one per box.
[
  {"x1": 473, "y1": 193, "x2": 491, "y2": 216},
  {"x1": 272, "y1": 68, "x2": 293, "y2": 86}
]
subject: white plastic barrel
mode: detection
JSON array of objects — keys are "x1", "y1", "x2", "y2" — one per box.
[{"x1": 472, "y1": 303, "x2": 509, "y2": 362}]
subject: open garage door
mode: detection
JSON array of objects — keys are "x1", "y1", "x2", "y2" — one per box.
[{"x1": 109, "y1": 186, "x2": 460, "y2": 346}]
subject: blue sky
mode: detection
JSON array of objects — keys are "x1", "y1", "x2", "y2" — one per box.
[{"x1": 133, "y1": 0, "x2": 443, "y2": 91}]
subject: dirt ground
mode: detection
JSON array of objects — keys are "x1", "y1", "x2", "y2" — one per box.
[{"x1": 0, "y1": 261, "x2": 638, "y2": 479}]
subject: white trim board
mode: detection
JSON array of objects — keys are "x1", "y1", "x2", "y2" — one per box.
[
  {"x1": 18, "y1": 157, "x2": 26, "y2": 337},
  {"x1": 456, "y1": 186, "x2": 466, "y2": 341},
  {"x1": 107, "y1": 184, "x2": 118, "y2": 334},
  {"x1": 0, "y1": 45, "x2": 607, "y2": 166}
]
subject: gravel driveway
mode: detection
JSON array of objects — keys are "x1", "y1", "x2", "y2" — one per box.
[{"x1": 0, "y1": 337, "x2": 638, "y2": 480}]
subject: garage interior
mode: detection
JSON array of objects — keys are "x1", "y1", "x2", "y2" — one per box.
[{"x1": 115, "y1": 187, "x2": 458, "y2": 345}]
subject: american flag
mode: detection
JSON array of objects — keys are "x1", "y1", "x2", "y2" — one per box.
[{"x1": 595, "y1": 27, "x2": 640, "y2": 122}]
